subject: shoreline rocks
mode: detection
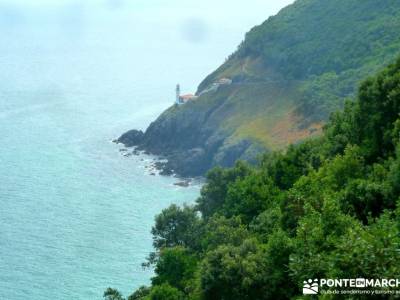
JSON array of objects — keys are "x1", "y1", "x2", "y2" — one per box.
[
  {"x1": 116, "y1": 129, "x2": 144, "y2": 147},
  {"x1": 114, "y1": 138, "x2": 204, "y2": 186},
  {"x1": 173, "y1": 180, "x2": 190, "y2": 187},
  {"x1": 115, "y1": 99, "x2": 264, "y2": 178}
]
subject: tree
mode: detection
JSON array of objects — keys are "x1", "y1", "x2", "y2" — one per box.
[
  {"x1": 152, "y1": 247, "x2": 197, "y2": 291},
  {"x1": 201, "y1": 215, "x2": 249, "y2": 251},
  {"x1": 200, "y1": 240, "x2": 261, "y2": 300},
  {"x1": 148, "y1": 284, "x2": 183, "y2": 300},
  {"x1": 327, "y1": 212, "x2": 400, "y2": 279},
  {"x1": 151, "y1": 204, "x2": 201, "y2": 251},
  {"x1": 104, "y1": 288, "x2": 125, "y2": 300},
  {"x1": 355, "y1": 57, "x2": 400, "y2": 161},
  {"x1": 388, "y1": 143, "x2": 400, "y2": 198},
  {"x1": 196, "y1": 161, "x2": 252, "y2": 219},
  {"x1": 128, "y1": 286, "x2": 150, "y2": 300},
  {"x1": 261, "y1": 140, "x2": 323, "y2": 190},
  {"x1": 223, "y1": 173, "x2": 281, "y2": 223},
  {"x1": 289, "y1": 198, "x2": 359, "y2": 282}
]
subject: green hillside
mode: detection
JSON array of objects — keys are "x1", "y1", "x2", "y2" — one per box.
[
  {"x1": 197, "y1": 0, "x2": 400, "y2": 146},
  {"x1": 119, "y1": 0, "x2": 400, "y2": 177},
  {"x1": 108, "y1": 54, "x2": 400, "y2": 300}
]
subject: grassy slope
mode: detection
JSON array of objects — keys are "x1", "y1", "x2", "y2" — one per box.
[{"x1": 194, "y1": 57, "x2": 320, "y2": 152}]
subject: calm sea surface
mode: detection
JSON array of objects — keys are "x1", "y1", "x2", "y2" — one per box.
[{"x1": 0, "y1": 1, "x2": 290, "y2": 299}]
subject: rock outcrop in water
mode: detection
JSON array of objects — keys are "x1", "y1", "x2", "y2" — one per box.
[{"x1": 116, "y1": 129, "x2": 144, "y2": 147}]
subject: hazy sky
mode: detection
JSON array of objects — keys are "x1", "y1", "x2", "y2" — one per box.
[
  {"x1": 0, "y1": 0, "x2": 296, "y2": 95},
  {"x1": 0, "y1": 0, "x2": 296, "y2": 31}
]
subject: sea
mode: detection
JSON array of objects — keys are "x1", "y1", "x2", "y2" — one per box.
[{"x1": 0, "y1": 1, "x2": 292, "y2": 299}]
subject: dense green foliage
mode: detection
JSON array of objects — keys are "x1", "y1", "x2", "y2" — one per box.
[
  {"x1": 239, "y1": 0, "x2": 400, "y2": 120},
  {"x1": 106, "y1": 56, "x2": 400, "y2": 299},
  {"x1": 198, "y1": 0, "x2": 400, "y2": 124},
  {"x1": 242, "y1": 0, "x2": 400, "y2": 78}
]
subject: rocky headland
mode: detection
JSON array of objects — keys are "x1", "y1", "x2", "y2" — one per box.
[{"x1": 116, "y1": 0, "x2": 400, "y2": 178}]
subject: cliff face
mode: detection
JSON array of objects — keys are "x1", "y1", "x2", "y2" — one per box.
[
  {"x1": 120, "y1": 85, "x2": 266, "y2": 177},
  {"x1": 118, "y1": 0, "x2": 400, "y2": 177}
]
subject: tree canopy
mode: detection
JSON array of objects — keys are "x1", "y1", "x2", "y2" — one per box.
[{"x1": 108, "y1": 56, "x2": 400, "y2": 299}]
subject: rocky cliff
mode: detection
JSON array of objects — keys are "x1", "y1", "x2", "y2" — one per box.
[
  {"x1": 118, "y1": 84, "x2": 266, "y2": 177},
  {"x1": 118, "y1": 0, "x2": 400, "y2": 177}
]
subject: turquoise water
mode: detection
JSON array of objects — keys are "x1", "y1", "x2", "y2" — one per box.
[{"x1": 0, "y1": 1, "x2": 291, "y2": 299}]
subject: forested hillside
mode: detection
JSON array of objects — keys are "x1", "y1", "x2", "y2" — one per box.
[
  {"x1": 119, "y1": 0, "x2": 400, "y2": 177},
  {"x1": 107, "y1": 55, "x2": 400, "y2": 300},
  {"x1": 237, "y1": 0, "x2": 400, "y2": 121}
]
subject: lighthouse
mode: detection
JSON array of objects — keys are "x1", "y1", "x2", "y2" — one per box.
[
  {"x1": 176, "y1": 84, "x2": 181, "y2": 104},
  {"x1": 175, "y1": 84, "x2": 197, "y2": 105}
]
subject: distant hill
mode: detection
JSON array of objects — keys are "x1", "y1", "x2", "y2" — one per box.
[{"x1": 119, "y1": 0, "x2": 400, "y2": 177}]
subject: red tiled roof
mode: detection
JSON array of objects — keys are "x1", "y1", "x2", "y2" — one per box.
[{"x1": 180, "y1": 94, "x2": 196, "y2": 99}]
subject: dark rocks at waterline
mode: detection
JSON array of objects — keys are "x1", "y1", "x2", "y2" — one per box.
[
  {"x1": 116, "y1": 129, "x2": 144, "y2": 147},
  {"x1": 174, "y1": 180, "x2": 190, "y2": 187},
  {"x1": 159, "y1": 168, "x2": 174, "y2": 176},
  {"x1": 160, "y1": 150, "x2": 210, "y2": 177},
  {"x1": 152, "y1": 161, "x2": 173, "y2": 176},
  {"x1": 117, "y1": 101, "x2": 265, "y2": 177},
  {"x1": 154, "y1": 161, "x2": 165, "y2": 169}
]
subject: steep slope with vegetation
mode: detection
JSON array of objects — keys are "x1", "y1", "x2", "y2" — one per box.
[
  {"x1": 107, "y1": 56, "x2": 400, "y2": 300},
  {"x1": 118, "y1": 0, "x2": 400, "y2": 177}
]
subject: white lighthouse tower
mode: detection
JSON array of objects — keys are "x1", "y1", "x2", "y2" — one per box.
[{"x1": 176, "y1": 84, "x2": 181, "y2": 104}]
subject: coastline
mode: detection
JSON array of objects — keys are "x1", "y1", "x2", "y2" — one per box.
[{"x1": 113, "y1": 137, "x2": 202, "y2": 187}]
